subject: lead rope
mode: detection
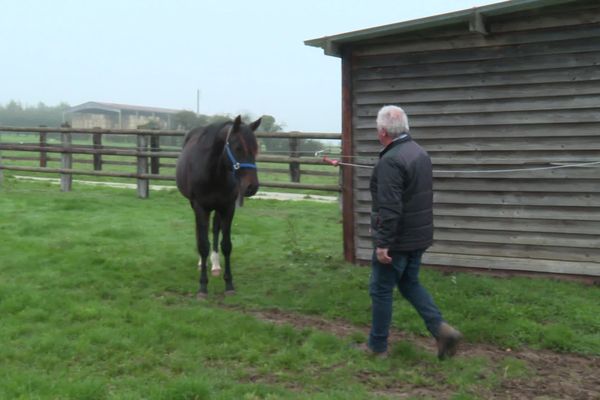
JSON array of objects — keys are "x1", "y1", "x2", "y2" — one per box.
[{"x1": 317, "y1": 151, "x2": 600, "y2": 173}]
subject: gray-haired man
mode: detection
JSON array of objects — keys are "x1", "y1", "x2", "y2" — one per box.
[{"x1": 368, "y1": 105, "x2": 462, "y2": 359}]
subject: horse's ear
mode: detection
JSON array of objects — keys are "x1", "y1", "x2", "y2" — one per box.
[
  {"x1": 232, "y1": 115, "x2": 242, "y2": 132},
  {"x1": 249, "y1": 117, "x2": 262, "y2": 132}
]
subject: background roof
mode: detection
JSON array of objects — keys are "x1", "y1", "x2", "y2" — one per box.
[{"x1": 67, "y1": 101, "x2": 181, "y2": 114}]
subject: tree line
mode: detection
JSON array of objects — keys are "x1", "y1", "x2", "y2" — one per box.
[
  {"x1": 0, "y1": 101, "x2": 323, "y2": 153},
  {"x1": 171, "y1": 111, "x2": 323, "y2": 153},
  {"x1": 0, "y1": 101, "x2": 70, "y2": 127}
]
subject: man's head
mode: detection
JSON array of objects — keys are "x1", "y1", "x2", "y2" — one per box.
[{"x1": 376, "y1": 105, "x2": 410, "y2": 146}]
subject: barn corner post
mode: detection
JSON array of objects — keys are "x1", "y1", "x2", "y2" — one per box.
[
  {"x1": 60, "y1": 130, "x2": 72, "y2": 192},
  {"x1": 341, "y1": 49, "x2": 356, "y2": 264},
  {"x1": 136, "y1": 133, "x2": 149, "y2": 199}
]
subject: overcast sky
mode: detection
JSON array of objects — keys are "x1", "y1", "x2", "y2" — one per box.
[{"x1": 1, "y1": 0, "x2": 500, "y2": 132}]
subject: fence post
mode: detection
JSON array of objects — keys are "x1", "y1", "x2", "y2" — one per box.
[
  {"x1": 60, "y1": 131, "x2": 72, "y2": 192},
  {"x1": 0, "y1": 146, "x2": 3, "y2": 186},
  {"x1": 137, "y1": 134, "x2": 149, "y2": 198},
  {"x1": 150, "y1": 135, "x2": 160, "y2": 175},
  {"x1": 39, "y1": 131, "x2": 47, "y2": 167},
  {"x1": 93, "y1": 133, "x2": 103, "y2": 171},
  {"x1": 289, "y1": 135, "x2": 300, "y2": 183}
]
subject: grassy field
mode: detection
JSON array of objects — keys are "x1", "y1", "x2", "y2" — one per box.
[{"x1": 1, "y1": 177, "x2": 599, "y2": 399}]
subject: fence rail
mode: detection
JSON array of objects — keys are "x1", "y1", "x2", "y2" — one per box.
[{"x1": 0, "y1": 126, "x2": 342, "y2": 197}]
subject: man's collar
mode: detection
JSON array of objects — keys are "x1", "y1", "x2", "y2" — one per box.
[{"x1": 379, "y1": 132, "x2": 410, "y2": 158}]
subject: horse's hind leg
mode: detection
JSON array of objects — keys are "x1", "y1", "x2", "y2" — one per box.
[
  {"x1": 220, "y1": 205, "x2": 236, "y2": 294},
  {"x1": 193, "y1": 204, "x2": 211, "y2": 298},
  {"x1": 211, "y1": 213, "x2": 222, "y2": 277}
]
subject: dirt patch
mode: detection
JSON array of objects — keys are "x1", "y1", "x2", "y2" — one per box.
[
  {"x1": 157, "y1": 292, "x2": 598, "y2": 399},
  {"x1": 493, "y1": 349, "x2": 600, "y2": 400},
  {"x1": 241, "y1": 307, "x2": 600, "y2": 400}
]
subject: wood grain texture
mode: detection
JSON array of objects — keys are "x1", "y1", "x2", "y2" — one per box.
[{"x1": 348, "y1": 3, "x2": 600, "y2": 275}]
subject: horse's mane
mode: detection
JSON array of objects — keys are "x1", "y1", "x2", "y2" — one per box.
[{"x1": 182, "y1": 121, "x2": 231, "y2": 147}]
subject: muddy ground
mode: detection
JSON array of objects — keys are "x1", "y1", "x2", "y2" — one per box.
[{"x1": 245, "y1": 308, "x2": 600, "y2": 400}]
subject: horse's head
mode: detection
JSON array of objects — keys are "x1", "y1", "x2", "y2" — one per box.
[{"x1": 224, "y1": 115, "x2": 261, "y2": 198}]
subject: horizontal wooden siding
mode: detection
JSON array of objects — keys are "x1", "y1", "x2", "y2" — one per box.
[{"x1": 350, "y1": 1, "x2": 600, "y2": 276}]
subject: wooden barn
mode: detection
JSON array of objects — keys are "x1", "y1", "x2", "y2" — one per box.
[{"x1": 306, "y1": 0, "x2": 600, "y2": 278}]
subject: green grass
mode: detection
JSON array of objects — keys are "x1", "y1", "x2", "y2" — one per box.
[{"x1": 0, "y1": 176, "x2": 598, "y2": 399}]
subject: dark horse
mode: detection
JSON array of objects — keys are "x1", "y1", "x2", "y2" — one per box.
[{"x1": 176, "y1": 115, "x2": 261, "y2": 298}]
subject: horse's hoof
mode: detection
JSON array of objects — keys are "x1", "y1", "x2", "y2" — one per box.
[
  {"x1": 211, "y1": 268, "x2": 221, "y2": 277},
  {"x1": 224, "y1": 290, "x2": 236, "y2": 296},
  {"x1": 196, "y1": 292, "x2": 208, "y2": 300}
]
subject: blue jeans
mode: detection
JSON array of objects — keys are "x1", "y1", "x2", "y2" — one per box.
[{"x1": 368, "y1": 249, "x2": 443, "y2": 353}]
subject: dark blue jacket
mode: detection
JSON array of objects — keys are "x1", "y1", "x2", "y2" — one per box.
[{"x1": 370, "y1": 134, "x2": 434, "y2": 251}]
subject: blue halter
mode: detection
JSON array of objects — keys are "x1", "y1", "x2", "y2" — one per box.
[
  {"x1": 224, "y1": 142, "x2": 257, "y2": 171},
  {"x1": 223, "y1": 124, "x2": 257, "y2": 172}
]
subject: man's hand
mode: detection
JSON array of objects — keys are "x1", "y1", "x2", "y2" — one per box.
[{"x1": 376, "y1": 247, "x2": 392, "y2": 264}]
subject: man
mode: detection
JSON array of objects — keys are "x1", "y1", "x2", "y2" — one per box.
[{"x1": 367, "y1": 105, "x2": 462, "y2": 360}]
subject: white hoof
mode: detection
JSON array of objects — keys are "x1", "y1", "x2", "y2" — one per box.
[{"x1": 210, "y1": 251, "x2": 221, "y2": 277}]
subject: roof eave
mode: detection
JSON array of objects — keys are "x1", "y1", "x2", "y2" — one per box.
[{"x1": 304, "y1": 0, "x2": 576, "y2": 57}]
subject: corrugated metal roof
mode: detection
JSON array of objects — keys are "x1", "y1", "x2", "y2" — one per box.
[
  {"x1": 305, "y1": 0, "x2": 577, "y2": 56},
  {"x1": 66, "y1": 101, "x2": 182, "y2": 114}
]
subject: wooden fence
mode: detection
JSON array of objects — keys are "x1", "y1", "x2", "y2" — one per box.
[{"x1": 0, "y1": 126, "x2": 341, "y2": 197}]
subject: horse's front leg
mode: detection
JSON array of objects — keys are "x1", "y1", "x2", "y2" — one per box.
[
  {"x1": 193, "y1": 204, "x2": 211, "y2": 299},
  {"x1": 211, "y1": 212, "x2": 222, "y2": 277},
  {"x1": 220, "y1": 205, "x2": 236, "y2": 294}
]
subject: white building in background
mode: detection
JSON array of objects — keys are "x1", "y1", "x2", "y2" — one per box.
[{"x1": 65, "y1": 101, "x2": 181, "y2": 129}]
